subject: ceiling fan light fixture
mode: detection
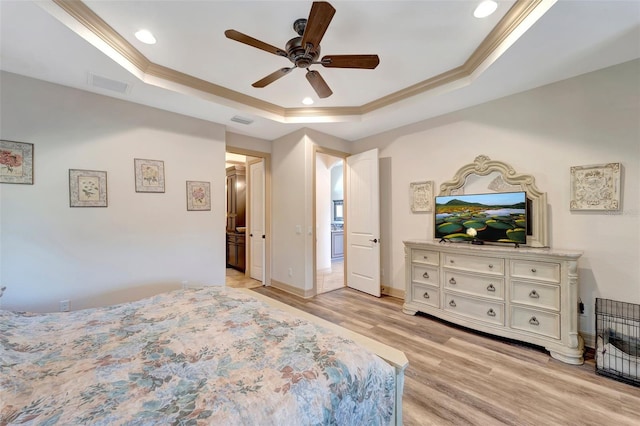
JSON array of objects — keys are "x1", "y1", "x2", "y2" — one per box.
[
  {"x1": 474, "y1": 0, "x2": 498, "y2": 18},
  {"x1": 135, "y1": 29, "x2": 156, "y2": 45},
  {"x1": 302, "y1": 97, "x2": 314, "y2": 105}
]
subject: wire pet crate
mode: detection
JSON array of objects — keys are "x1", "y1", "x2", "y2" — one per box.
[{"x1": 595, "y1": 298, "x2": 640, "y2": 386}]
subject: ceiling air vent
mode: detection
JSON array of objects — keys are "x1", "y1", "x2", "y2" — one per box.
[
  {"x1": 230, "y1": 115, "x2": 254, "y2": 125},
  {"x1": 88, "y1": 72, "x2": 130, "y2": 94}
]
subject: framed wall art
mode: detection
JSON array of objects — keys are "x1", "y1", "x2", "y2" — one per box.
[
  {"x1": 0, "y1": 140, "x2": 34, "y2": 184},
  {"x1": 570, "y1": 162, "x2": 622, "y2": 211},
  {"x1": 69, "y1": 169, "x2": 108, "y2": 207},
  {"x1": 186, "y1": 181, "x2": 211, "y2": 211},
  {"x1": 134, "y1": 158, "x2": 165, "y2": 193},
  {"x1": 410, "y1": 180, "x2": 434, "y2": 213}
]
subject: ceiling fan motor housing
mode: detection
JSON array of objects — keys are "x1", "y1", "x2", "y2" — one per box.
[{"x1": 286, "y1": 35, "x2": 320, "y2": 69}]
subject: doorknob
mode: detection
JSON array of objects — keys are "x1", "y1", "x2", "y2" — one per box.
[{"x1": 369, "y1": 238, "x2": 378, "y2": 243}]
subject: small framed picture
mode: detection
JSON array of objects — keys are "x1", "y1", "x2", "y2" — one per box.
[
  {"x1": 69, "y1": 169, "x2": 108, "y2": 207},
  {"x1": 570, "y1": 162, "x2": 622, "y2": 211},
  {"x1": 0, "y1": 140, "x2": 34, "y2": 184},
  {"x1": 186, "y1": 181, "x2": 211, "y2": 211},
  {"x1": 134, "y1": 158, "x2": 165, "y2": 193},
  {"x1": 410, "y1": 181, "x2": 434, "y2": 213}
]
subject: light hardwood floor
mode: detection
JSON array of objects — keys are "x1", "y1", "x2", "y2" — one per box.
[
  {"x1": 225, "y1": 268, "x2": 262, "y2": 289},
  {"x1": 244, "y1": 284, "x2": 640, "y2": 426}
]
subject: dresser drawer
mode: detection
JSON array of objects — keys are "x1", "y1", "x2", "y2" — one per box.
[
  {"x1": 443, "y1": 253, "x2": 504, "y2": 276},
  {"x1": 444, "y1": 271, "x2": 504, "y2": 300},
  {"x1": 411, "y1": 249, "x2": 439, "y2": 266},
  {"x1": 412, "y1": 265, "x2": 439, "y2": 286},
  {"x1": 511, "y1": 260, "x2": 560, "y2": 283},
  {"x1": 444, "y1": 293, "x2": 504, "y2": 326},
  {"x1": 510, "y1": 306, "x2": 560, "y2": 339},
  {"x1": 511, "y1": 281, "x2": 560, "y2": 311},
  {"x1": 412, "y1": 283, "x2": 440, "y2": 309}
]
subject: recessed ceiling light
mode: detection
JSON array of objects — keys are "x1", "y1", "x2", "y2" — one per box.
[
  {"x1": 135, "y1": 29, "x2": 156, "y2": 45},
  {"x1": 474, "y1": 0, "x2": 498, "y2": 18},
  {"x1": 302, "y1": 97, "x2": 314, "y2": 105}
]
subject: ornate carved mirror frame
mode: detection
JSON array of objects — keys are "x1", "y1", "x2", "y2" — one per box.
[{"x1": 439, "y1": 155, "x2": 549, "y2": 248}]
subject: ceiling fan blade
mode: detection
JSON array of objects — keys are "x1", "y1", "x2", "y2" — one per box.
[
  {"x1": 301, "y1": 2, "x2": 336, "y2": 49},
  {"x1": 306, "y1": 70, "x2": 333, "y2": 98},
  {"x1": 321, "y1": 54, "x2": 380, "y2": 69},
  {"x1": 252, "y1": 67, "x2": 294, "y2": 88},
  {"x1": 225, "y1": 29, "x2": 286, "y2": 57}
]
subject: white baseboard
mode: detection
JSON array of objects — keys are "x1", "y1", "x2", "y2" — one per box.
[
  {"x1": 270, "y1": 279, "x2": 315, "y2": 299},
  {"x1": 382, "y1": 285, "x2": 404, "y2": 299}
]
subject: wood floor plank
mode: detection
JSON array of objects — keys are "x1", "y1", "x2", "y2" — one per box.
[{"x1": 246, "y1": 285, "x2": 640, "y2": 425}]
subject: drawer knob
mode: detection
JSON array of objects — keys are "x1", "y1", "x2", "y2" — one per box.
[
  {"x1": 529, "y1": 316, "x2": 540, "y2": 326},
  {"x1": 423, "y1": 292, "x2": 430, "y2": 299},
  {"x1": 450, "y1": 259, "x2": 454, "y2": 264},
  {"x1": 449, "y1": 300, "x2": 457, "y2": 307},
  {"x1": 487, "y1": 308, "x2": 496, "y2": 317},
  {"x1": 423, "y1": 255, "x2": 429, "y2": 260},
  {"x1": 529, "y1": 290, "x2": 540, "y2": 299},
  {"x1": 488, "y1": 264, "x2": 493, "y2": 269},
  {"x1": 422, "y1": 272, "x2": 430, "y2": 279},
  {"x1": 487, "y1": 284, "x2": 496, "y2": 292},
  {"x1": 449, "y1": 277, "x2": 457, "y2": 285},
  {"x1": 531, "y1": 268, "x2": 537, "y2": 273}
]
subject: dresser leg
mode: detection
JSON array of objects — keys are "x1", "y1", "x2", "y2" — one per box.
[{"x1": 402, "y1": 305, "x2": 418, "y2": 315}]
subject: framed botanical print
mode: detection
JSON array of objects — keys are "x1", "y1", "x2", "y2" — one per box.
[
  {"x1": 186, "y1": 181, "x2": 211, "y2": 211},
  {"x1": 0, "y1": 140, "x2": 34, "y2": 184},
  {"x1": 570, "y1": 163, "x2": 622, "y2": 211},
  {"x1": 134, "y1": 158, "x2": 165, "y2": 193},
  {"x1": 69, "y1": 169, "x2": 108, "y2": 207}
]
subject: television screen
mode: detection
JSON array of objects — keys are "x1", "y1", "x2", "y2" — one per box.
[{"x1": 435, "y1": 191, "x2": 527, "y2": 244}]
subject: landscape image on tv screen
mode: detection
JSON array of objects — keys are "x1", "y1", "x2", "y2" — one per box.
[{"x1": 435, "y1": 191, "x2": 527, "y2": 244}]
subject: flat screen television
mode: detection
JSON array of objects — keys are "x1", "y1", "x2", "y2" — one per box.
[{"x1": 435, "y1": 191, "x2": 527, "y2": 245}]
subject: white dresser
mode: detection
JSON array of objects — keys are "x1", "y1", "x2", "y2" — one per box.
[{"x1": 403, "y1": 240, "x2": 584, "y2": 364}]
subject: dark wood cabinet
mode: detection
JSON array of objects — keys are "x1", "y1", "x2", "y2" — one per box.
[
  {"x1": 226, "y1": 166, "x2": 246, "y2": 271},
  {"x1": 226, "y1": 232, "x2": 246, "y2": 271},
  {"x1": 226, "y1": 166, "x2": 246, "y2": 232}
]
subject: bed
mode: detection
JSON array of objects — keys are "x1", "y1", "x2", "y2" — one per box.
[{"x1": 0, "y1": 286, "x2": 407, "y2": 425}]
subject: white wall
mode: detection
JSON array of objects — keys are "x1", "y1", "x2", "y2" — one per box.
[
  {"x1": 271, "y1": 130, "x2": 309, "y2": 290},
  {"x1": 225, "y1": 132, "x2": 271, "y2": 153},
  {"x1": 0, "y1": 72, "x2": 227, "y2": 312},
  {"x1": 331, "y1": 164, "x2": 344, "y2": 203},
  {"x1": 316, "y1": 154, "x2": 332, "y2": 272},
  {"x1": 353, "y1": 59, "x2": 640, "y2": 336}
]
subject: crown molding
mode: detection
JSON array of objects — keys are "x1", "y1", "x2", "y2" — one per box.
[{"x1": 48, "y1": 0, "x2": 554, "y2": 123}]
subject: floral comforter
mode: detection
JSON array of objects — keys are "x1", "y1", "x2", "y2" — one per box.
[{"x1": 0, "y1": 287, "x2": 395, "y2": 425}]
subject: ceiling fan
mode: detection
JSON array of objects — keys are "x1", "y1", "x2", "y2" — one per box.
[{"x1": 225, "y1": 1, "x2": 380, "y2": 99}]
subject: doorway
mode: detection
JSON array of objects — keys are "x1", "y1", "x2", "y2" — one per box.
[
  {"x1": 225, "y1": 148, "x2": 271, "y2": 289},
  {"x1": 315, "y1": 150, "x2": 346, "y2": 294}
]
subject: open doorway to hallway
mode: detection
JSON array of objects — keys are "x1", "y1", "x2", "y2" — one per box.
[
  {"x1": 316, "y1": 152, "x2": 345, "y2": 294},
  {"x1": 225, "y1": 149, "x2": 270, "y2": 289}
]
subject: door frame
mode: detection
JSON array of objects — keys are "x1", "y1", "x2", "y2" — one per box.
[
  {"x1": 312, "y1": 146, "x2": 348, "y2": 296},
  {"x1": 226, "y1": 146, "x2": 272, "y2": 286}
]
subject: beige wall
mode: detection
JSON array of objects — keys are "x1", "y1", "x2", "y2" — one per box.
[
  {"x1": 0, "y1": 72, "x2": 227, "y2": 312},
  {"x1": 2, "y1": 58, "x2": 638, "y2": 341},
  {"x1": 353, "y1": 59, "x2": 640, "y2": 336}
]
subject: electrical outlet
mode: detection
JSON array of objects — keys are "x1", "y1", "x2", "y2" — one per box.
[
  {"x1": 288, "y1": 268, "x2": 293, "y2": 277},
  {"x1": 59, "y1": 299, "x2": 70, "y2": 312},
  {"x1": 181, "y1": 281, "x2": 189, "y2": 289}
]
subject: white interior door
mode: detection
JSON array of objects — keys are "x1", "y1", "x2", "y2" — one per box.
[
  {"x1": 346, "y1": 148, "x2": 380, "y2": 297},
  {"x1": 249, "y1": 159, "x2": 265, "y2": 282}
]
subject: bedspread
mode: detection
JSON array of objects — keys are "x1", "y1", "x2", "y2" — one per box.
[{"x1": 1, "y1": 287, "x2": 395, "y2": 425}]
